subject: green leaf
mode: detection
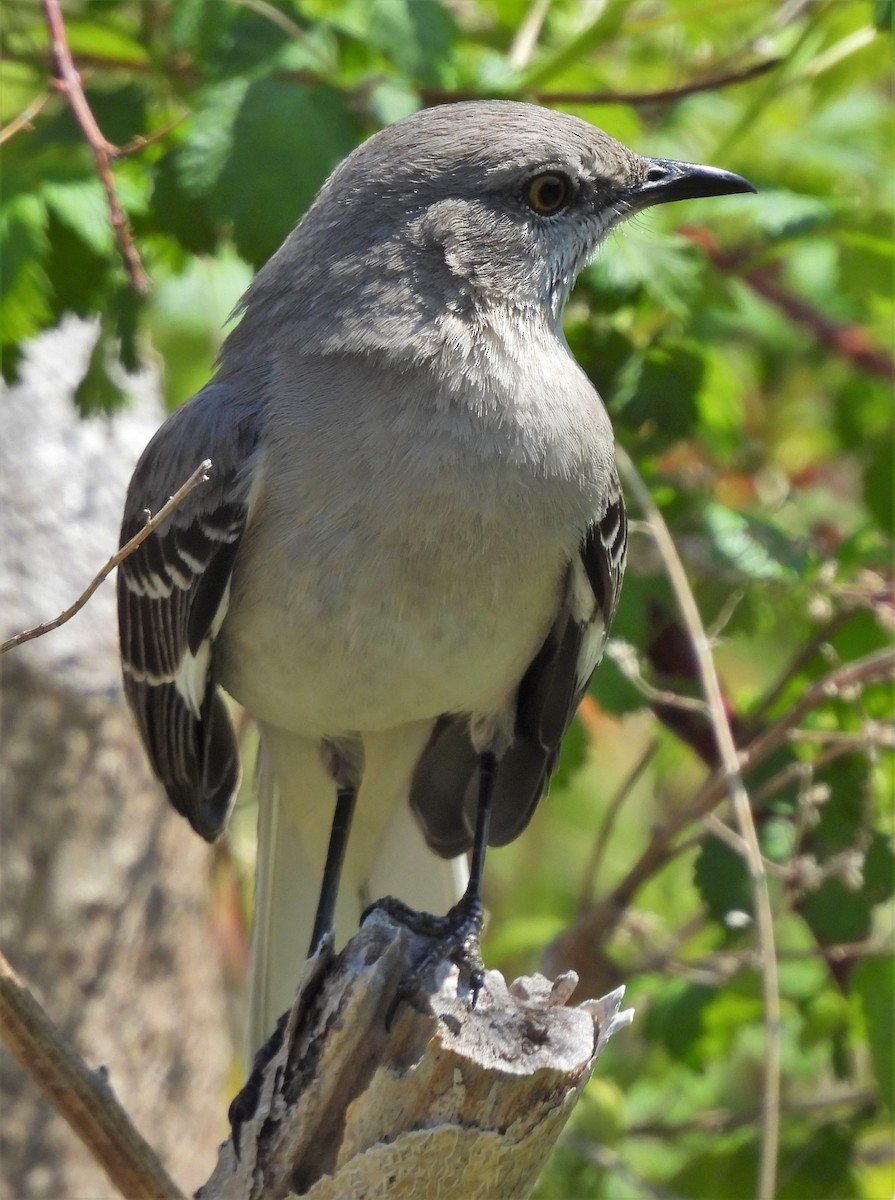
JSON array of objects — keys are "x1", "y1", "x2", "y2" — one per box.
[
  {"x1": 0, "y1": 193, "x2": 52, "y2": 370},
  {"x1": 73, "y1": 324, "x2": 127, "y2": 416},
  {"x1": 213, "y1": 82, "x2": 363, "y2": 266},
  {"x1": 851, "y1": 956, "x2": 894, "y2": 1113},
  {"x1": 613, "y1": 340, "x2": 704, "y2": 448},
  {"x1": 364, "y1": 0, "x2": 457, "y2": 84},
  {"x1": 175, "y1": 79, "x2": 249, "y2": 200},
  {"x1": 703, "y1": 502, "x2": 812, "y2": 581},
  {"x1": 642, "y1": 981, "x2": 716, "y2": 1065},
  {"x1": 694, "y1": 837, "x2": 752, "y2": 923}
]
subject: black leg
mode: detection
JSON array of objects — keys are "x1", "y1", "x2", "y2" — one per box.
[
  {"x1": 364, "y1": 750, "x2": 498, "y2": 1012},
  {"x1": 465, "y1": 750, "x2": 496, "y2": 910},
  {"x1": 309, "y1": 785, "x2": 357, "y2": 955},
  {"x1": 453, "y1": 749, "x2": 496, "y2": 1003}
]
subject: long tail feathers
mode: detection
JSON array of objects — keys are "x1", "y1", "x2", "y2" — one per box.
[{"x1": 247, "y1": 723, "x2": 468, "y2": 1055}]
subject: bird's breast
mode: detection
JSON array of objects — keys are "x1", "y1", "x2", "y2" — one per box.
[{"x1": 215, "y1": 339, "x2": 614, "y2": 736}]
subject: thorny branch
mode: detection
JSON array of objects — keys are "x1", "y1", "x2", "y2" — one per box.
[
  {"x1": 0, "y1": 459, "x2": 212, "y2": 656},
  {"x1": 42, "y1": 0, "x2": 149, "y2": 294}
]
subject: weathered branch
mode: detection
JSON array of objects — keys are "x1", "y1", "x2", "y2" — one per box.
[
  {"x1": 0, "y1": 949, "x2": 186, "y2": 1200},
  {"x1": 201, "y1": 912, "x2": 632, "y2": 1199},
  {"x1": 42, "y1": 0, "x2": 150, "y2": 293}
]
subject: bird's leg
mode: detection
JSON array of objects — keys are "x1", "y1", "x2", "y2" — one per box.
[
  {"x1": 444, "y1": 747, "x2": 496, "y2": 1002},
  {"x1": 308, "y1": 785, "x2": 357, "y2": 955},
  {"x1": 364, "y1": 751, "x2": 497, "y2": 1009}
]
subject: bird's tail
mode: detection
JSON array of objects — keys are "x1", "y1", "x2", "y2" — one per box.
[{"x1": 247, "y1": 722, "x2": 468, "y2": 1055}]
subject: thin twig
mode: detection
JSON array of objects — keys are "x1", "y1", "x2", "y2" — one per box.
[
  {"x1": 0, "y1": 90, "x2": 52, "y2": 146},
  {"x1": 788, "y1": 725, "x2": 895, "y2": 748},
  {"x1": 1, "y1": 459, "x2": 212, "y2": 656},
  {"x1": 533, "y1": 57, "x2": 783, "y2": 105},
  {"x1": 745, "y1": 609, "x2": 853, "y2": 730},
  {"x1": 508, "y1": 0, "x2": 553, "y2": 71},
  {"x1": 579, "y1": 740, "x2": 660, "y2": 910},
  {"x1": 0, "y1": 950, "x2": 186, "y2": 1200},
  {"x1": 605, "y1": 639, "x2": 709, "y2": 713},
  {"x1": 418, "y1": 56, "x2": 782, "y2": 107},
  {"x1": 739, "y1": 646, "x2": 895, "y2": 776},
  {"x1": 42, "y1": 0, "x2": 150, "y2": 293},
  {"x1": 551, "y1": 645, "x2": 895, "y2": 972},
  {"x1": 616, "y1": 446, "x2": 781, "y2": 1200}
]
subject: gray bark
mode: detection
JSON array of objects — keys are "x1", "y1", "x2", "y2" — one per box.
[{"x1": 1, "y1": 322, "x2": 233, "y2": 1199}]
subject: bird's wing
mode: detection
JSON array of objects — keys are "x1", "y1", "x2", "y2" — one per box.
[
  {"x1": 410, "y1": 480, "x2": 627, "y2": 855},
  {"x1": 117, "y1": 384, "x2": 261, "y2": 840}
]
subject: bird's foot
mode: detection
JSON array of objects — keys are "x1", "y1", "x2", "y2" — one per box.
[{"x1": 362, "y1": 892, "x2": 486, "y2": 1022}]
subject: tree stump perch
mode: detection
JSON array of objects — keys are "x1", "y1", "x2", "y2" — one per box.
[{"x1": 200, "y1": 910, "x2": 632, "y2": 1199}]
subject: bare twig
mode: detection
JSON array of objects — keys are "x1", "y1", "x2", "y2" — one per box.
[
  {"x1": 788, "y1": 725, "x2": 895, "y2": 749},
  {"x1": 739, "y1": 646, "x2": 895, "y2": 774},
  {"x1": 418, "y1": 56, "x2": 783, "y2": 108},
  {"x1": 0, "y1": 950, "x2": 186, "y2": 1200},
  {"x1": 616, "y1": 446, "x2": 781, "y2": 1200},
  {"x1": 605, "y1": 639, "x2": 709, "y2": 714},
  {"x1": 42, "y1": 0, "x2": 150, "y2": 293},
  {"x1": 745, "y1": 609, "x2": 853, "y2": 729},
  {"x1": 1, "y1": 459, "x2": 212, "y2": 656},
  {"x1": 531, "y1": 57, "x2": 783, "y2": 105},
  {"x1": 579, "y1": 740, "x2": 659, "y2": 909}
]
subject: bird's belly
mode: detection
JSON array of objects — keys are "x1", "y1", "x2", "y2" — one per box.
[{"x1": 216, "y1": 523, "x2": 567, "y2": 737}]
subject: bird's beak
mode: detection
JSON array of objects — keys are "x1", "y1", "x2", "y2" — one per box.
[{"x1": 627, "y1": 158, "x2": 756, "y2": 210}]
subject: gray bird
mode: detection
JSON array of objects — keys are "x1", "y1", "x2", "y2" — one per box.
[{"x1": 118, "y1": 100, "x2": 753, "y2": 1052}]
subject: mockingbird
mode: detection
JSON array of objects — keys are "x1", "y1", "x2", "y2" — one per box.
[{"x1": 118, "y1": 101, "x2": 753, "y2": 1051}]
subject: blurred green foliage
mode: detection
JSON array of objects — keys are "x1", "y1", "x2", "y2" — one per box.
[{"x1": 2, "y1": 1, "x2": 892, "y2": 1196}]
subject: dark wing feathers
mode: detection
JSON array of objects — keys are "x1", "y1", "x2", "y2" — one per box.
[
  {"x1": 411, "y1": 478, "x2": 627, "y2": 857},
  {"x1": 118, "y1": 386, "x2": 259, "y2": 841}
]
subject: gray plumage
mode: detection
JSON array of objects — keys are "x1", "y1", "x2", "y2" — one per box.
[{"x1": 118, "y1": 101, "x2": 752, "y2": 1050}]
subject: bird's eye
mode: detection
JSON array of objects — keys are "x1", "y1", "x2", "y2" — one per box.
[{"x1": 524, "y1": 172, "x2": 572, "y2": 216}]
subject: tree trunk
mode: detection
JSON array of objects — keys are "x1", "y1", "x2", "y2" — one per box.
[{"x1": 1, "y1": 321, "x2": 234, "y2": 1199}]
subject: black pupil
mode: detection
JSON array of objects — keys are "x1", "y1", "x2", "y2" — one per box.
[{"x1": 533, "y1": 175, "x2": 565, "y2": 211}]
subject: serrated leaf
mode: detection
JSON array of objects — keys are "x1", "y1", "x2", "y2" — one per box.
[
  {"x1": 42, "y1": 179, "x2": 116, "y2": 256},
  {"x1": 73, "y1": 324, "x2": 127, "y2": 416},
  {"x1": 175, "y1": 79, "x2": 249, "y2": 199},
  {"x1": 64, "y1": 20, "x2": 151, "y2": 66},
  {"x1": 213, "y1": 82, "x2": 363, "y2": 266},
  {"x1": 0, "y1": 194, "x2": 52, "y2": 362}
]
